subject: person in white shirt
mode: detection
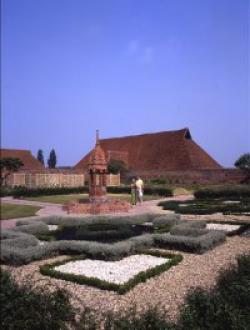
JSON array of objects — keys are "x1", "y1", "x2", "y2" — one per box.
[{"x1": 135, "y1": 177, "x2": 144, "y2": 203}]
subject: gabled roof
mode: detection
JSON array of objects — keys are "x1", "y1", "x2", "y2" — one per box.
[
  {"x1": 0, "y1": 149, "x2": 45, "y2": 170},
  {"x1": 74, "y1": 128, "x2": 222, "y2": 171}
]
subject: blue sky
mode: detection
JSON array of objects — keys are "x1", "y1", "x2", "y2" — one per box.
[{"x1": 1, "y1": 0, "x2": 249, "y2": 167}]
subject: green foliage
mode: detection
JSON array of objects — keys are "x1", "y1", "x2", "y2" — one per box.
[
  {"x1": 37, "y1": 149, "x2": 44, "y2": 165},
  {"x1": 159, "y1": 198, "x2": 250, "y2": 215},
  {"x1": 108, "y1": 185, "x2": 173, "y2": 196},
  {"x1": 149, "y1": 178, "x2": 167, "y2": 185},
  {"x1": 178, "y1": 254, "x2": 250, "y2": 330},
  {"x1": 0, "y1": 186, "x2": 12, "y2": 197},
  {"x1": 104, "y1": 306, "x2": 175, "y2": 330},
  {"x1": 47, "y1": 149, "x2": 57, "y2": 168},
  {"x1": 1, "y1": 214, "x2": 227, "y2": 265},
  {"x1": 154, "y1": 230, "x2": 226, "y2": 254},
  {"x1": 12, "y1": 185, "x2": 89, "y2": 197},
  {"x1": 143, "y1": 186, "x2": 173, "y2": 196},
  {"x1": 0, "y1": 157, "x2": 24, "y2": 186},
  {"x1": 108, "y1": 160, "x2": 128, "y2": 174},
  {"x1": 0, "y1": 269, "x2": 74, "y2": 330},
  {"x1": 47, "y1": 223, "x2": 153, "y2": 243},
  {"x1": 6, "y1": 185, "x2": 173, "y2": 198},
  {"x1": 13, "y1": 222, "x2": 49, "y2": 235},
  {"x1": 170, "y1": 224, "x2": 208, "y2": 237},
  {"x1": 0, "y1": 157, "x2": 23, "y2": 172},
  {"x1": 152, "y1": 214, "x2": 181, "y2": 226},
  {"x1": 235, "y1": 153, "x2": 250, "y2": 175},
  {"x1": 194, "y1": 185, "x2": 250, "y2": 199}
]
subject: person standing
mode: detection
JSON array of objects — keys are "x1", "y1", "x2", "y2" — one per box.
[
  {"x1": 130, "y1": 178, "x2": 137, "y2": 205},
  {"x1": 135, "y1": 177, "x2": 144, "y2": 203}
]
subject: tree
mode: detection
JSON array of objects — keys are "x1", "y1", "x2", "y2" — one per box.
[
  {"x1": 47, "y1": 149, "x2": 57, "y2": 168},
  {"x1": 0, "y1": 157, "x2": 23, "y2": 185},
  {"x1": 235, "y1": 153, "x2": 250, "y2": 182},
  {"x1": 37, "y1": 149, "x2": 45, "y2": 165},
  {"x1": 107, "y1": 159, "x2": 127, "y2": 175}
]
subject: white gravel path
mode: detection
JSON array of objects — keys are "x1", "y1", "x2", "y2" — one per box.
[
  {"x1": 54, "y1": 254, "x2": 168, "y2": 284},
  {"x1": 48, "y1": 225, "x2": 58, "y2": 231},
  {"x1": 206, "y1": 223, "x2": 241, "y2": 232}
]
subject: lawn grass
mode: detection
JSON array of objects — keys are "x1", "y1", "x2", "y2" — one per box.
[
  {"x1": 0, "y1": 203, "x2": 41, "y2": 220},
  {"x1": 23, "y1": 193, "x2": 162, "y2": 204}
]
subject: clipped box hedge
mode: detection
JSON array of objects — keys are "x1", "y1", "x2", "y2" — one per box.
[
  {"x1": 0, "y1": 214, "x2": 227, "y2": 265},
  {"x1": 154, "y1": 230, "x2": 226, "y2": 253},
  {"x1": 9, "y1": 185, "x2": 173, "y2": 198},
  {"x1": 194, "y1": 185, "x2": 250, "y2": 199},
  {"x1": 12, "y1": 186, "x2": 89, "y2": 198}
]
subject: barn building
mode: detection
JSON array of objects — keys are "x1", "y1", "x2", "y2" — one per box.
[{"x1": 74, "y1": 128, "x2": 244, "y2": 184}]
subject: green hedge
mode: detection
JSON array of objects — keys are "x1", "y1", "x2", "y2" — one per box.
[
  {"x1": 108, "y1": 185, "x2": 173, "y2": 196},
  {"x1": 11, "y1": 185, "x2": 89, "y2": 197},
  {"x1": 40, "y1": 251, "x2": 182, "y2": 294},
  {"x1": 1, "y1": 185, "x2": 173, "y2": 198},
  {"x1": 158, "y1": 199, "x2": 250, "y2": 215},
  {"x1": 0, "y1": 186, "x2": 13, "y2": 197},
  {"x1": 194, "y1": 185, "x2": 250, "y2": 199},
  {"x1": 1, "y1": 216, "x2": 227, "y2": 265},
  {"x1": 154, "y1": 230, "x2": 226, "y2": 254}
]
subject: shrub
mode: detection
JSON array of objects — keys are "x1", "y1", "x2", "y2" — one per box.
[
  {"x1": 12, "y1": 185, "x2": 89, "y2": 198},
  {"x1": 154, "y1": 230, "x2": 226, "y2": 253},
  {"x1": 143, "y1": 186, "x2": 173, "y2": 196},
  {"x1": 194, "y1": 185, "x2": 250, "y2": 199},
  {"x1": 0, "y1": 186, "x2": 13, "y2": 197},
  {"x1": 34, "y1": 213, "x2": 157, "y2": 227},
  {"x1": 149, "y1": 178, "x2": 167, "y2": 185},
  {"x1": 1, "y1": 230, "x2": 40, "y2": 249},
  {"x1": 0, "y1": 269, "x2": 75, "y2": 330},
  {"x1": 170, "y1": 224, "x2": 208, "y2": 237},
  {"x1": 2, "y1": 215, "x2": 226, "y2": 265},
  {"x1": 13, "y1": 222, "x2": 49, "y2": 235},
  {"x1": 107, "y1": 185, "x2": 173, "y2": 196},
  {"x1": 159, "y1": 198, "x2": 250, "y2": 215},
  {"x1": 152, "y1": 214, "x2": 181, "y2": 226},
  {"x1": 104, "y1": 306, "x2": 174, "y2": 330},
  {"x1": 10, "y1": 185, "x2": 173, "y2": 198}
]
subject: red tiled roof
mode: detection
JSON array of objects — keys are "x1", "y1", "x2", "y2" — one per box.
[
  {"x1": 74, "y1": 128, "x2": 222, "y2": 171},
  {"x1": 0, "y1": 149, "x2": 45, "y2": 170}
]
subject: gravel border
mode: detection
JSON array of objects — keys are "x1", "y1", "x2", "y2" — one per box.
[{"x1": 2, "y1": 236, "x2": 249, "y2": 323}]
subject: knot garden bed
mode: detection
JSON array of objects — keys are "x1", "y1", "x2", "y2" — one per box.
[
  {"x1": 1, "y1": 213, "x2": 227, "y2": 265},
  {"x1": 158, "y1": 198, "x2": 250, "y2": 215},
  {"x1": 1, "y1": 213, "x2": 241, "y2": 293}
]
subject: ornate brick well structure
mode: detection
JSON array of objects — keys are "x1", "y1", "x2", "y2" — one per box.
[{"x1": 64, "y1": 131, "x2": 130, "y2": 214}]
